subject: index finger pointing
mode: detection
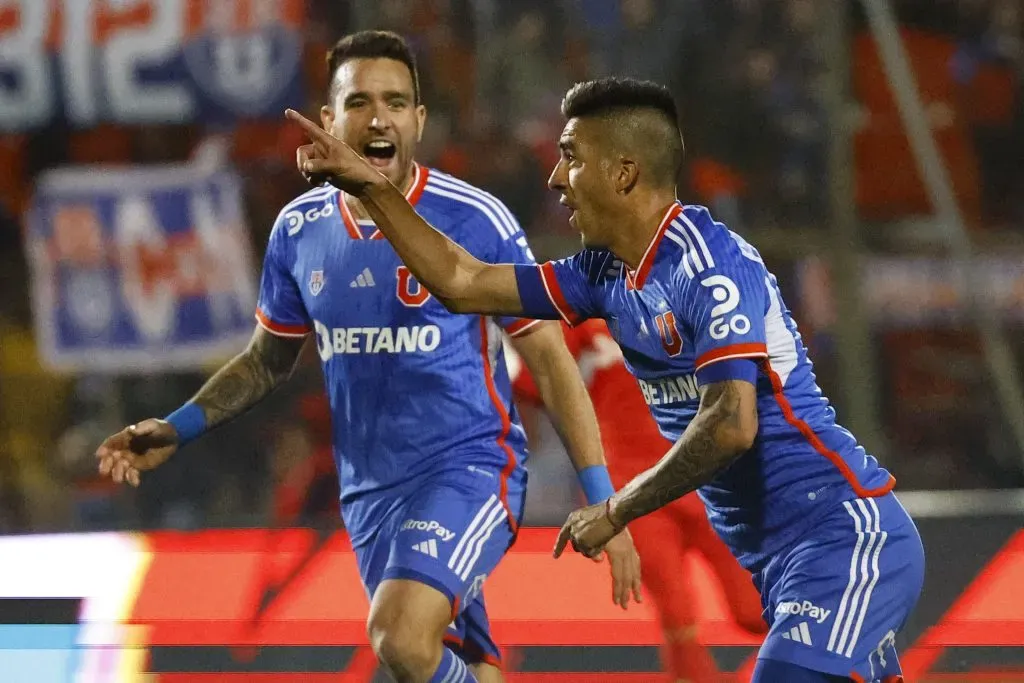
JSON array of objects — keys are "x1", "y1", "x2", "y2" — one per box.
[
  {"x1": 553, "y1": 523, "x2": 572, "y2": 558},
  {"x1": 285, "y1": 109, "x2": 332, "y2": 144}
]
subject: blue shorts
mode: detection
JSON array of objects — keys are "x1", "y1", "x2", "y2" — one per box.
[
  {"x1": 352, "y1": 465, "x2": 526, "y2": 666},
  {"x1": 755, "y1": 492, "x2": 925, "y2": 680}
]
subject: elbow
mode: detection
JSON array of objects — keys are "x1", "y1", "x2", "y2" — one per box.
[
  {"x1": 428, "y1": 267, "x2": 478, "y2": 314},
  {"x1": 719, "y1": 412, "x2": 758, "y2": 456},
  {"x1": 434, "y1": 273, "x2": 485, "y2": 314},
  {"x1": 436, "y1": 294, "x2": 473, "y2": 314},
  {"x1": 733, "y1": 423, "x2": 758, "y2": 453}
]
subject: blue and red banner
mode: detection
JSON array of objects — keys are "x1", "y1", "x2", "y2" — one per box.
[{"x1": 26, "y1": 162, "x2": 257, "y2": 373}]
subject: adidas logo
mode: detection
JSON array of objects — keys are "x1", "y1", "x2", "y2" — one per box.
[
  {"x1": 350, "y1": 267, "x2": 376, "y2": 288},
  {"x1": 411, "y1": 539, "x2": 439, "y2": 558},
  {"x1": 781, "y1": 622, "x2": 814, "y2": 646}
]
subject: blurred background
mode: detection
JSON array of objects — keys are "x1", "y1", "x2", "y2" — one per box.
[
  {"x1": 0, "y1": 0, "x2": 1023, "y2": 679},
  {"x1": 2, "y1": 0, "x2": 1023, "y2": 533}
]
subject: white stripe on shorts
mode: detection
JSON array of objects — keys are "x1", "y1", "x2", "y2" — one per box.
[
  {"x1": 448, "y1": 495, "x2": 499, "y2": 574},
  {"x1": 844, "y1": 498, "x2": 888, "y2": 657},
  {"x1": 828, "y1": 499, "x2": 885, "y2": 657},
  {"x1": 456, "y1": 504, "x2": 508, "y2": 581}
]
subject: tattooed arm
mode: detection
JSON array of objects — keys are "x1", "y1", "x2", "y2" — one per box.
[
  {"x1": 192, "y1": 326, "x2": 307, "y2": 428},
  {"x1": 95, "y1": 326, "x2": 306, "y2": 487},
  {"x1": 608, "y1": 379, "x2": 758, "y2": 527}
]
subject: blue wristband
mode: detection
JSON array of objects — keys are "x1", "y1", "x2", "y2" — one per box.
[
  {"x1": 164, "y1": 402, "x2": 207, "y2": 445},
  {"x1": 578, "y1": 465, "x2": 615, "y2": 505}
]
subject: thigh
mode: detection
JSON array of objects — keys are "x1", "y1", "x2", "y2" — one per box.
[
  {"x1": 384, "y1": 471, "x2": 518, "y2": 615},
  {"x1": 758, "y1": 494, "x2": 925, "y2": 680}
]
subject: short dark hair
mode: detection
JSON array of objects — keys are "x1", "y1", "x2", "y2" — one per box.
[
  {"x1": 326, "y1": 30, "x2": 420, "y2": 104},
  {"x1": 561, "y1": 77, "x2": 679, "y2": 124},
  {"x1": 561, "y1": 77, "x2": 684, "y2": 186}
]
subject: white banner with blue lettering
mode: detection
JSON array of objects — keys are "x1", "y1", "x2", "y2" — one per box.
[{"x1": 26, "y1": 163, "x2": 257, "y2": 373}]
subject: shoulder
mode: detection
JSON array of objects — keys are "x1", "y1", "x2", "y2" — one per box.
[
  {"x1": 670, "y1": 204, "x2": 766, "y2": 280},
  {"x1": 562, "y1": 249, "x2": 622, "y2": 285},
  {"x1": 419, "y1": 167, "x2": 522, "y2": 241},
  {"x1": 271, "y1": 184, "x2": 341, "y2": 240}
]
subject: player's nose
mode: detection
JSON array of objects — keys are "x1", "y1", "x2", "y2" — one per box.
[
  {"x1": 368, "y1": 104, "x2": 392, "y2": 132},
  {"x1": 547, "y1": 162, "x2": 565, "y2": 191}
]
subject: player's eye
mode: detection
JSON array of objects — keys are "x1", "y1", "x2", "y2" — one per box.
[{"x1": 388, "y1": 100, "x2": 407, "y2": 111}]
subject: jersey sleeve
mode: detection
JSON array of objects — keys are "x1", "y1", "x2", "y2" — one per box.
[
  {"x1": 681, "y1": 250, "x2": 769, "y2": 386},
  {"x1": 512, "y1": 251, "x2": 602, "y2": 326},
  {"x1": 255, "y1": 216, "x2": 311, "y2": 338}
]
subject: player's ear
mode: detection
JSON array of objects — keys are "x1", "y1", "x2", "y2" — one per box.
[
  {"x1": 616, "y1": 158, "x2": 639, "y2": 194},
  {"x1": 415, "y1": 104, "x2": 427, "y2": 143},
  {"x1": 320, "y1": 105, "x2": 335, "y2": 132}
]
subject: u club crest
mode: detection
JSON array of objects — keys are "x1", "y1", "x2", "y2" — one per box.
[{"x1": 309, "y1": 270, "x2": 325, "y2": 296}]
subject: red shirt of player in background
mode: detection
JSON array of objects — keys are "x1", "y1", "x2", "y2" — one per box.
[{"x1": 509, "y1": 319, "x2": 767, "y2": 682}]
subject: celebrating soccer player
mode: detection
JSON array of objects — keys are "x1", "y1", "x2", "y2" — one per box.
[
  {"x1": 95, "y1": 33, "x2": 642, "y2": 683},
  {"x1": 285, "y1": 76, "x2": 925, "y2": 683}
]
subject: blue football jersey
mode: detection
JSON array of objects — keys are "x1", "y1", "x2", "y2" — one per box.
[
  {"x1": 256, "y1": 165, "x2": 537, "y2": 546},
  {"x1": 516, "y1": 202, "x2": 894, "y2": 571}
]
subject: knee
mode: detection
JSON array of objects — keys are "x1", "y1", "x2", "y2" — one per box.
[{"x1": 367, "y1": 610, "x2": 440, "y2": 681}]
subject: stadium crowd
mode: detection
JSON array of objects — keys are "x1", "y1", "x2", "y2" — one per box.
[{"x1": 0, "y1": 0, "x2": 1021, "y2": 533}]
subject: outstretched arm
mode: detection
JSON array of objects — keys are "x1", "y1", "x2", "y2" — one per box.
[
  {"x1": 95, "y1": 326, "x2": 305, "y2": 487},
  {"x1": 190, "y1": 325, "x2": 306, "y2": 429},
  {"x1": 286, "y1": 109, "x2": 524, "y2": 317}
]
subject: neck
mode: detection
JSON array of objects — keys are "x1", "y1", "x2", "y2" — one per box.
[
  {"x1": 346, "y1": 162, "x2": 416, "y2": 218},
  {"x1": 608, "y1": 190, "x2": 679, "y2": 271}
]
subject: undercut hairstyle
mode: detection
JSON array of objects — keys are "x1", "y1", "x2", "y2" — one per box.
[
  {"x1": 561, "y1": 77, "x2": 684, "y2": 187},
  {"x1": 326, "y1": 30, "x2": 420, "y2": 104}
]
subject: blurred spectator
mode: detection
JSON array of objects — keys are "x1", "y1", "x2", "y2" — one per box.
[
  {"x1": 272, "y1": 392, "x2": 340, "y2": 527},
  {"x1": 0, "y1": 0, "x2": 1022, "y2": 535},
  {"x1": 55, "y1": 377, "x2": 131, "y2": 528}
]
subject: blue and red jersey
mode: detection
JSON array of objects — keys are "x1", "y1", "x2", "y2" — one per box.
[
  {"x1": 257, "y1": 165, "x2": 538, "y2": 546},
  {"x1": 515, "y1": 202, "x2": 895, "y2": 570}
]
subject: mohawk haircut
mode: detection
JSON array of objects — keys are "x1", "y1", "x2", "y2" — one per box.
[
  {"x1": 326, "y1": 30, "x2": 420, "y2": 104},
  {"x1": 561, "y1": 77, "x2": 684, "y2": 186}
]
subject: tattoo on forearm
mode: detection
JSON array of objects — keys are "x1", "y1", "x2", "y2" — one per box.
[
  {"x1": 192, "y1": 332, "x2": 303, "y2": 428},
  {"x1": 615, "y1": 381, "x2": 749, "y2": 524}
]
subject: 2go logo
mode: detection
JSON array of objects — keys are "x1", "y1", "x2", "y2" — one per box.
[
  {"x1": 284, "y1": 201, "x2": 335, "y2": 236},
  {"x1": 700, "y1": 275, "x2": 751, "y2": 340}
]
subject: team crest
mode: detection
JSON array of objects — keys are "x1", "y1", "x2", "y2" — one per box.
[
  {"x1": 309, "y1": 270, "x2": 326, "y2": 296},
  {"x1": 180, "y1": 3, "x2": 303, "y2": 118}
]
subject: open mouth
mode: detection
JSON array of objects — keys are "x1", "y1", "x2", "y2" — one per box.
[{"x1": 363, "y1": 140, "x2": 397, "y2": 168}]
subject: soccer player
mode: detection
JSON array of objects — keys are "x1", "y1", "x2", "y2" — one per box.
[
  {"x1": 284, "y1": 76, "x2": 926, "y2": 683},
  {"x1": 95, "y1": 33, "x2": 642, "y2": 683},
  {"x1": 506, "y1": 319, "x2": 767, "y2": 682}
]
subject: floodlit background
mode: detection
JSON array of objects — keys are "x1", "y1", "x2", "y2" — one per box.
[{"x1": 0, "y1": 0, "x2": 1022, "y2": 680}]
